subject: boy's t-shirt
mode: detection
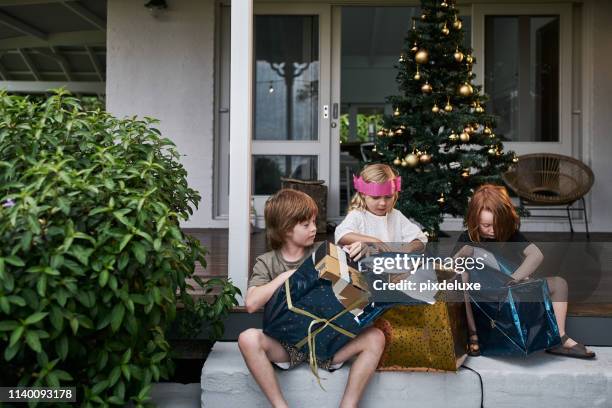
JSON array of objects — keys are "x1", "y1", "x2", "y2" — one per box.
[{"x1": 248, "y1": 243, "x2": 319, "y2": 288}]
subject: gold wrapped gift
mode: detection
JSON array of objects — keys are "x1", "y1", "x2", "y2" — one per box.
[
  {"x1": 375, "y1": 289, "x2": 468, "y2": 372},
  {"x1": 313, "y1": 242, "x2": 369, "y2": 313}
]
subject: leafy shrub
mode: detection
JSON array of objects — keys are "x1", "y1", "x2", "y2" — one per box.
[
  {"x1": 173, "y1": 276, "x2": 241, "y2": 341},
  {"x1": 0, "y1": 90, "x2": 239, "y2": 406}
]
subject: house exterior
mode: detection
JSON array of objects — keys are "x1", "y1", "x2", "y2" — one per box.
[{"x1": 0, "y1": 0, "x2": 610, "y2": 299}]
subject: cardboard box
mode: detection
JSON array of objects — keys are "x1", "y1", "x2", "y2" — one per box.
[{"x1": 313, "y1": 242, "x2": 369, "y2": 312}]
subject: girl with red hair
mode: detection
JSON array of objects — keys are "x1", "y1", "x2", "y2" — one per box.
[{"x1": 455, "y1": 184, "x2": 594, "y2": 359}]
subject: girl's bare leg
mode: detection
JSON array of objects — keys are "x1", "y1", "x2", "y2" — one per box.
[
  {"x1": 546, "y1": 276, "x2": 580, "y2": 347},
  {"x1": 462, "y1": 271, "x2": 478, "y2": 332},
  {"x1": 462, "y1": 271, "x2": 480, "y2": 354}
]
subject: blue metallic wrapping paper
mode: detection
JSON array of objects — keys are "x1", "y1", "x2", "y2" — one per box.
[{"x1": 468, "y1": 256, "x2": 561, "y2": 356}]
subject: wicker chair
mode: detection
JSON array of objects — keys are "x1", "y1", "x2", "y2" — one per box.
[{"x1": 502, "y1": 153, "x2": 594, "y2": 237}]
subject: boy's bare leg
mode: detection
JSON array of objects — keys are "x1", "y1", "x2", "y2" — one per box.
[
  {"x1": 330, "y1": 326, "x2": 386, "y2": 408},
  {"x1": 238, "y1": 328, "x2": 291, "y2": 408}
]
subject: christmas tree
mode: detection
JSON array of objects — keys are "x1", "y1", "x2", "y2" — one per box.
[{"x1": 374, "y1": 0, "x2": 517, "y2": 238}]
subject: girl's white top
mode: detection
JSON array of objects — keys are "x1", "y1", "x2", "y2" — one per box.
[{"x1": 334, "y1": 208, "x2": 428, "y2": 244}]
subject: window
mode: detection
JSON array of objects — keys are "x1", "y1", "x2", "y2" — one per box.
[
  {"x1": 253, "y1": 155, "x2": 318, "y2": 195},
  {"x1": 484, "y1": 15, "x2": 559, "y2": 142},
  {"x1": 472, "y1": 3, "x2": 573, "y2": 155}
]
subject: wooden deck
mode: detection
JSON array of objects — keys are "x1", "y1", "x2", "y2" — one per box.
[{"x1": 184, "y1": 229, "x2": 612, "y2": 317}]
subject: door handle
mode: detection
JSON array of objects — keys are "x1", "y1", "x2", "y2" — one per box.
[{"x1": 332, "y1": 103, "x2": 338, "y2": 119}]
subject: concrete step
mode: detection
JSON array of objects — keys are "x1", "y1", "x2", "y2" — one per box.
[
  {"x1": 201, "y1": 342, "x2": 612, "y2": 408},
  {"x1": 150, "y1": 383, "x2": 200, "y2": 408}
]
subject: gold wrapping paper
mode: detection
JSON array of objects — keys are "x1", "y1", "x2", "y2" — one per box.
[{"x1": 375, "y1": 292, "x2": 468, "y2": 372}]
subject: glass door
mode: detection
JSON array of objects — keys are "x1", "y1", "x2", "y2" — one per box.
[
  {"x1": 472, "y1": 3, "x2": 573, "y2": 155},
  {"x1": 252, "y1": 4, "x2": 332, "y2": 223}
]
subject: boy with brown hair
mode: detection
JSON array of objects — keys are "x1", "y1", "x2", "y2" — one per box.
[{"x1": 238, "y1": 189, "x2": 385, "y2": 408}]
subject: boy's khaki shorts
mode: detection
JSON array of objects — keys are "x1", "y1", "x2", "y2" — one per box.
[{"x1": 272, "y1": 340, "x2": 344, "y2": 372}]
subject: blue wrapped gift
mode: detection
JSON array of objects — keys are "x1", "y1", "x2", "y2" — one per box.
[
  {"x1": 263, "y1": 242, "x2": 384, "y2": 374},
  {"x1": 467, "y1": 252, "x2": 561, "y2": 356}
]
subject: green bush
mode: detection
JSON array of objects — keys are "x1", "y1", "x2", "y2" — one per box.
[{"x1": 0, "y1": 90, "x2": 239, "y2": 406}]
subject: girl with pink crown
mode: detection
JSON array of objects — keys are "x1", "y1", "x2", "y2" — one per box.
[{"x1": 335, "y1": 163, "x2": 427, "y2": 259}]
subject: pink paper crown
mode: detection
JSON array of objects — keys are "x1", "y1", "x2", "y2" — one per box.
[{"x1": 353, "y1": 175, "x2": 402, "y2": 196}]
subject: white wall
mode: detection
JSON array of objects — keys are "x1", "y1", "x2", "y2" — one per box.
[
  {"x1": 585, "y1": 0, "x2": 612, "y2": 232},
  {"x1": 106, "y1": 0, "x2": 224, "y2": 228}
]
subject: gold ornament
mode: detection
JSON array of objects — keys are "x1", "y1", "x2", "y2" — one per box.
[
  {"x1": 442, "y1": 23, "x2": 450, "y2": 35},
  {"x1": 432, "y1": 104, "x2": 440, "y2": 113},
  {"x1": 461, "y1": 169, "x2": 470, "y2": 178},
  {"x1": 393, "y1": 157, "x2": 402, "y2": 166},
  {"x1": 488, "y1": 148, "x2": 496, "y2": 156},
  {"x1": 466, "y1": 54, "x2": 474, "y2": 64},
  {"x1": 490, "y1": 133, "x2": 496, "y2": 139},
  {"x1": 453, "y1": 18, "x2": 462, "y2": 30},
  {"x1": 449, "y1": 132, "x2": 458, "y2": 141},
  {"x1": 464, "y1": 126, "x2": 473, "y2": 134},
  {"x1": 414, "y1": 65, "x2": 421, "y2": 80},
  {"x1": 475, "y1": 104, "x2": 485, "y2": 113},
  {"x1": 415, "y1": 49, "x2": 429, "y2": 64},
  {"x1": 496, "y1": 149, "x2": 503, "y2": 156},
  {"x1": 484, "y1": 126, "x2": 492, "y2": 135},
  {"x1": 398, "y1": 53, "x2": 406, "y2": 63},
  {"x1": 459, "y1": 132, "x2": 470, "y2": 142},
  {"x1": 405, "y1": 153, "x2": 419, "y2": 167},
  {"x1": 419, "y1": 153, "x2": 432, "y2": 164},
  {"x1": 372, "y1": 145, "x2": 377, "y2": 152},
  {"x1": 388, "y1": 129, "x2": 395, "y2": 137},
  {"x1": 454, "y1": 49, "x2": 464, "y2": 62},
  {"x1": 444, "y1": 99, "x2": 453, "y2": 112},
  {"x1": 441, "y1": 1, "x2": 449, "y2": 8},
  {"x1": 401, "y1": 159, "x2": 408, "y2": 167},
  {"x1": 459, "y1": 83, "x2": 473, "y2": 97},
  {"x1": 412, "y1": 19, "x2": 417, "y2": 31},
  {"x1": 438, "y1": 193, "x2": 446, "y2": 203},
  {"x1": 421, "y1": 81, "x2": 433, "y2": 93},
  {"x1": 395, "y1": 128, "x2": 403, "y2": 135},
  {"x1": 411, "y1": 42, "x2": 419, "y2": 53},
  {"x1": 377, "y1": 129, "x2": 385, "y2": 137},
  {"x1": 420, "y1": 13, "x2": 427, "y2": 21},
  {"x1": 512, "y1": 155, "x2": 519, "y2": 163},
  {"x1": 394, "y1": 107, "x2": 400, "y2": 116}
]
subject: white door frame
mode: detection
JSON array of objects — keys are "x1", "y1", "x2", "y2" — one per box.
[
  {"x1": 252, "y1": 3, "x2": 333, "y2": 224},
  {"x1": 329, "y1": 5, "x2": 342, "y2": 221},
  {"x1": 471, "y1": 3, "x2": 574, "y2": 156}
]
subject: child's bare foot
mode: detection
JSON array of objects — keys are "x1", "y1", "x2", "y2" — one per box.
[{"x1": 562, "y1": 335, "x2": 577, "y2": 348}]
